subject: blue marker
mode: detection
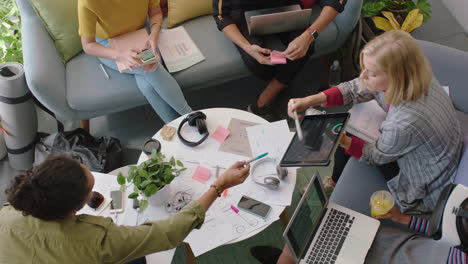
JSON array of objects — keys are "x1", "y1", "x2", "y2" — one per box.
[{"x1": 245, "y1": 152, "x2": 268, "y2": 165}]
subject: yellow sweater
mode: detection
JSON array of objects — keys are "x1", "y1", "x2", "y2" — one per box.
[{"x1": 78, "y1": 0, "x2": 159, "y2": 39}]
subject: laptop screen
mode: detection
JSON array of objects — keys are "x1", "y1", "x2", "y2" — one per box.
[{"x1": 286, "y1": 177, "x2": 327, "y2": 259}]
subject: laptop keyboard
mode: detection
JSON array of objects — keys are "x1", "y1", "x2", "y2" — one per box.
[{"x1": 306, "y1": 208, "x2": 355, "y2": 264}]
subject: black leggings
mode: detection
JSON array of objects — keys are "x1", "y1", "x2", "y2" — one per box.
[
  {"x1": 229, "y1": 9, "x2": 315, "y2": 85},
  {"x1": 332, "y1": 146, "x2": 400, "y2": 182}
]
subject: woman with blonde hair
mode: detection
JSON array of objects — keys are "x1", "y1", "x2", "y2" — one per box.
[{"x1": 288, "y1": 30, "x2": 463, "y2": 213}]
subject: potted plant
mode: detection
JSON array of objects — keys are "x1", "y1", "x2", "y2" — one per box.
[
  {"x1": 0, "y1": 0, "x2": 23, "y2": 64},
  {"x1": 362, "y1": 0, "x2": 431, "y2": 33},
  {"x1": 117, "y1": 150, "x2": 186, "y2": 211}
]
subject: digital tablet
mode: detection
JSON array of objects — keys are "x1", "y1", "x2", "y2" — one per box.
[{"x1": 280, "y1": 113, "x2": 350, "y2": 167}]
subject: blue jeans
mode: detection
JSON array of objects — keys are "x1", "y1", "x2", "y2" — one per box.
[{"x1": 96, "y1": 38, "x2": 192, "y2": 123}]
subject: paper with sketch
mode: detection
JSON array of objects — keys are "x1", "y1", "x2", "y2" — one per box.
[
  {"x1": 219, "y1": 118, "x2": 259, "y2": 158},
  {"x1": 346, "y1": 100, "x2": 387, "y2": 143},
  {"x1": 239, "y1": 167, "x2": 297, "y2": 206},
  {"x1": 158, "y1": 26, "x2": 205, "y2": 72},
  {"x1": 246, "y1": 120, "x2": 294, "y2": 175},
  {"x1": 184, "y1": 182, "x2": 282, "y2": 256}
]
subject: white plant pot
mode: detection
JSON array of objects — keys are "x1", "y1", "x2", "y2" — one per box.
[
  {"x1": 147, "y1": 184, "x2": 172, "y2": 206},
  {"x1": 0, "y1": 133, "x2": 6, "y2": 160}
]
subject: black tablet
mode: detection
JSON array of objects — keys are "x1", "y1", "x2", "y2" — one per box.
[{"x1": 280, "y1": 113, "x2": 350, "y2": 167}]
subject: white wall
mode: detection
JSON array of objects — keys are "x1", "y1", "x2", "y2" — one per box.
[{"x1": 442, "y1": 0, "x2": 468, "y2": 33}]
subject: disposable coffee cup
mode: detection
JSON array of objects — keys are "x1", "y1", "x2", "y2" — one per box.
[{"x1": 370, "y1": 190, "x2": 394, "y2": 217}]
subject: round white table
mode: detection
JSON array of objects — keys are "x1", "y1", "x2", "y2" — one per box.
[{"x1": 136, "y1": 108, "x2": 291, "y2": 263}]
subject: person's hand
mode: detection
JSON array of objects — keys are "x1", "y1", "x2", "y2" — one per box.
[
  {"x1": 145, "y1": 31, "x2": 159, "y2": 55},
  {"x1": 288, "y1": 98, "x2": 312, "y2": 119},
  {"x1": 215, "y1": 161, "x2": 251, "y2": 190},
  {"x1": 283, "y1": 32, "x2": 313, "y2": 60},
  {"x1": 244, "y1": 44, "x2": 272, "y2": 65},
  {"x1": 115, "y1": 48, "x2": 142, "y2": 70},
  {"x1": 374, "y1": 206, "x2": 411, "y2": 226},
  {"x1": 339, "y1": 134, "x2": 352, "y2": 150}
]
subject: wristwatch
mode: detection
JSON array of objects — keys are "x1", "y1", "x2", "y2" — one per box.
[{"x1": 307, "y1": 28, "x2": 319, "y2": 40}]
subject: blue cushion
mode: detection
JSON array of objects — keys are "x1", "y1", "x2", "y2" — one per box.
[{"x1": 454, "y1": 134, "x2": 468, "y2": 186}]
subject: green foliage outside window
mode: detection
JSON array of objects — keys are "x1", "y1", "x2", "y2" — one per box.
[{"x1": 0, "y1": 0, "x2": 22, "y2": 64}]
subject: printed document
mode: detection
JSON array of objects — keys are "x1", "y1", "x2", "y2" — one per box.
[{"x1": 158, "y1": 26, "x2": 205, "y2": 72}]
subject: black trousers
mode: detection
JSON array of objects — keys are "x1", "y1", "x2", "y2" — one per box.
[
  {"x1": 230, "y1": 10, "x2": 315, "y2": 85},
  {"x1": 332, "y1": 145, "x2": 400, "y2": 183}
]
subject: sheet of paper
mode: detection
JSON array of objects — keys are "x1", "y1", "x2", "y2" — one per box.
[
  {"x1": 237, "y1": 167, "x2": 297, "y2": 206},
  {"x1": 192, "y1": 165, "x2": 211, "y2": 184},
  {"x1": 158, "y1": 26, "x2": 205, "y2": 72},
  {"x1": 346, "y1": 100, "x2": 387, "y2": 143},
  {"x1": 247, "y1": 120, "x2": 294, "y2": 175},
  {"x1": 76, "y1": 172, "x2": 138, "y2": 226},
  {"x1": 219, "y1": 118, "x2": 259, "y2": 158},
  {"x1": 271, "y1": 50, "x2": 286, "y2": 64},
  {"x1": 442, "y1": 85, "x2": 450, "y2": 95},
  {"x1": 211, "y1": 126, "x2": 230, "y2": 143}
]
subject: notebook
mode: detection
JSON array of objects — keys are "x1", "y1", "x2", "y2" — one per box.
[
  {"x1": 346, "y1": 101, "x2": 387, "y2": 143},
  {"x1": 244, "y1": 5, "x2": 312, "y2": 35},
  {"x1": 283, "y1": 172, "x2": 380, "y2": 264},
  {"x1": 108, "y1": 28, "x2": 158, "y2": 73}
]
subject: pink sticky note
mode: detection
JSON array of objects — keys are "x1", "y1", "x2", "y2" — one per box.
[
  {"x1": 271, "y1": 50, "x2": 287, "y2": 65},
  {"x1": 211, "y1": 126, "x2": 230, "y2": 143},
  {"x1": 192, "y1": 166, "x2": 211, "y2": 184}
]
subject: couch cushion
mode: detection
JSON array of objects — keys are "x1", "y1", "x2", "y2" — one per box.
[
  {"x1": 167, "y1": 0, "x2": 212, "y2": 28},
  {"x1": 28, "y1": 0, "x2": 82, "y2": 63},
  {"x1": 171, "y1": 15, "x2": 251, "y2": 91},
  {"x1": 66, "y1": 54, "x2": 147, "y2": 112},
  {"x1": 454, "y1": 134, "x2": 468, "y2": 186}
]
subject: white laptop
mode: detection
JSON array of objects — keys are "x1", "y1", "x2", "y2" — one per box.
[
  {"x1": 283, "y1": 172, "x2": 380, "y2": 264},
  {"x1": 244, "y1": 5, "x2": 312, "y2": 35}
]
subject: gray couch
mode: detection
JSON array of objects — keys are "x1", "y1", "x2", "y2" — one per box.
[
  {"x1": 330, "y1": 40, "x2": 468, "y2": 215},
  {"x1": 16, "y1": 0, "x2": 362, "y2": 122}
]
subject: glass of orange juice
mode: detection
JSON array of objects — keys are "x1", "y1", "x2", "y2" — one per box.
[{"x1": 370, "y1": 190, "x2": 394, "y2": 217}]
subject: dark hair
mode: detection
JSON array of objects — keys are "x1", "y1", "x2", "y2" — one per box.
[{"x1": 5, "y1": 155, "x2": 90, "y2": 220}]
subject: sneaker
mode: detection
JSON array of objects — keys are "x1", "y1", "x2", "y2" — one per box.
[
  {"x1": 247, "y1": 102, "x2": 278, "y2": 122},
  {"x1": 250, "y1": 245, "x2": 282, "y2": 264}
]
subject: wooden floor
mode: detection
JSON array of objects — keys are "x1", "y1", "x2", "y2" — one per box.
[{"x1": 172, "y1": 166, "x2": 333, "y2": 264}]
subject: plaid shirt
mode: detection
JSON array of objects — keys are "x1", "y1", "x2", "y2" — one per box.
[{"x1": 336, "y1": 78, "x2": 463, "y2": 213}]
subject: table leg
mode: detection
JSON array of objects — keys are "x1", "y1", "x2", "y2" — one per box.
[
  {"x1": 184, "y1": 242, "x2": 196, "y2": 264},
  {"x1": 280, "y1": 209, "x2": 290, "y2": 228}
]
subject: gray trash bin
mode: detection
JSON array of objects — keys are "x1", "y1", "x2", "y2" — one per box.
[{"x1": 0, "y1": 62, "x2": 38, "y2": 170}]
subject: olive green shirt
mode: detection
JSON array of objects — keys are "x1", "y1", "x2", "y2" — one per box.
[{"x1": 0, "y1": 201, "x2": 205, "y2": 264}]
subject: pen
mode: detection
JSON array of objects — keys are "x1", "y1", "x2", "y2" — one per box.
[
  {"x1": 293, "y1": 111, "x2": 304, "y2": 140},
  {"x1": 99, "y1": 63, "x2": 110, "y2": 80},
  {"x1": 230, "y1": 205, "x2": 254, "y2": 226},
  {"x1": 245, "y1": 152, "x2": 268, "y2": 165}
]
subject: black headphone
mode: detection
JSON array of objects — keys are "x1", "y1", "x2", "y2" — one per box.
[{"x1": 177, "y1": 111, "x2": 209, "y2": 147}]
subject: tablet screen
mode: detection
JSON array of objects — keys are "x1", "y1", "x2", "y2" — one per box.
[{"x1": 280, "y1": 113, "x2": 350, "y2": 166}]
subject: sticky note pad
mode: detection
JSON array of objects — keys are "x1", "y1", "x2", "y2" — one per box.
[
  {"x1": 271, "y1": 50, "x2": 286, "y2": 65},
  {"x1": 211, "y1": 126, "x2": 230, "y2": 143},
  {"x1": 192, "y1": 166, "x2": 211, "y2": 184}
]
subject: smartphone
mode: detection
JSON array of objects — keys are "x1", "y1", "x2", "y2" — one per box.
[
  {"x1": 110, "y1": 190, "x2": 124, "y2": 213},
  {"x1": 237, "y1": 195, "x2": 271, "y2": 219},
  {"x1": 139, "y1": 49, "x2": 156, "y2": 64}
]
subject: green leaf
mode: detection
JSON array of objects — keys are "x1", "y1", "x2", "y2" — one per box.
[
  {"x1": 120, "y1": 185, "x2": 127, "y2": 193},
  {"x1": 140, "y1": 179, "x2": 152, "y2": 189},
  {"x1": 117, "y1": 172, "x2": 126, "y2": 185},
  {"x1": 138, "y1": 168, "x2": 150, "y2": 180},
  {"x1": 176, "y1": 160, "x2": 184, "y2": 167},
  {"x1": 169, "y1": 157, "x2": 175, "y2": 166},
  {"x1": 139, "y1": 199, "x2": 149, "y2": 212},
  {"x1": 128, "y1": 192, "x2": 139, "y2": 199},
  {"x1": 164, "y1": 174, "x2": 175, "y2": 183},
  {"x1": 362, "y1": 1, "x2": 391, "y2": 17}
]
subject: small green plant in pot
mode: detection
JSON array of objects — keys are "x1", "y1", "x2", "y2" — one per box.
[{"x1": 117, "y1": 150, "x2": 186, "y2": 211}]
